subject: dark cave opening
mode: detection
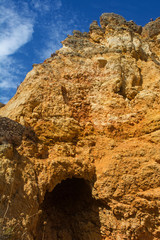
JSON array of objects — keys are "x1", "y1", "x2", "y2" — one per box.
[{"x1": 36, "y1": 178, "x2": 101, "y2": 240}]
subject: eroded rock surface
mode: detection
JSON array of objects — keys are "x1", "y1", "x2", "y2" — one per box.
[
  {"x1": 0, "y1": 13, "x2": 160, "y2": 240},
  {"x1": 0, "y1": 103, "x2": 4, "y2": 108}
]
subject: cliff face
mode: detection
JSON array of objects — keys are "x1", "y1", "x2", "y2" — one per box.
[{"x1": 0, "y1": 13, "x2": 160, "y2": 240}]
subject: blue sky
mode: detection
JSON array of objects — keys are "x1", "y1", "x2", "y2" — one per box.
[{"x1": 0, "y1": 0, "x2": 160, "y2": 103}]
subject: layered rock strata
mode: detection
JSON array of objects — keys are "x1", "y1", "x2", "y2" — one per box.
[{"x1": 0, "y1": 13, "x2": 160, "y2": 240}]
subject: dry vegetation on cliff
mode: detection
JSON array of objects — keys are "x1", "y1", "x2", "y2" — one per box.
[{"x1": 0, "y1": 13, "x2": 160, "y2": 240}]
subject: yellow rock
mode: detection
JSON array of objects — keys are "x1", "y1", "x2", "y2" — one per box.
[{"x1": 0, "y1": 13, "x2": 160, "y2": 240}]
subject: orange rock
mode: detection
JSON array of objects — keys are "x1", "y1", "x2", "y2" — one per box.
[{"x1": 0, "y1": 13, "x2": 160, "y2": 240}]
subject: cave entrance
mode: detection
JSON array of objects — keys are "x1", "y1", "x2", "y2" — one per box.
[{"x1": 36, "y1": 178, "x2": 101, "y2": 240}]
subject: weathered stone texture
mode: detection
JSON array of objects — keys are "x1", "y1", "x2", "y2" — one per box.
[
  {"x1": 0, "y1": 13, "x2": 160, "y2": 240},
  {"x1": 0, "y1": 103, "x2": 4, "y2": 108},
  {"x1": 0, "y1": 116, "x2": 25, "y2": 146},
  {"x1": 142, "y1": 17, "x2": 160, "y2": 38}
]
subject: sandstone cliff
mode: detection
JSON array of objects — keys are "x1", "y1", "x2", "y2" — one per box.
[{"x1": 0, "y1": 13, "x2": 160, "y2": 240}]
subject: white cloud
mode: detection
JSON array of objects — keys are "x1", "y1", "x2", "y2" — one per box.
[
  {"x1": 31, "y1": 0, "x2": 50, "y2": 12},
  {"x1": 41, "y1": 14, "x2": 80, "y2": 59},
  {"x1": 0, "y1": 23, "x2": 33, "y2": 57},
  {"x1": 0, "y1": 56, "x2": 23, "y2": 88},
  {"x1": 0, "y1": 96, "x2": 10, "y2": 104},
  {"x1": 31, "y1": 0, "x2": 62, "y2": 13},
  {"x1": 0, "y1": 1, "x2": 34, "y2": 103},
  {"x1": 0, "y1": 55, "x2": 26, "y2": 103},
  {"x1": 0, "y1": 56, "x2": 16, "y2": 103},
  {"x1": 0, "y1": 0, "x2": 86, "y2": 103},
  {"x1": 41, "y1": 25, "x2": 68, "y2": 59},
  {"x1": 0, "y1": 5, "x2": 34, "y2": 57}
]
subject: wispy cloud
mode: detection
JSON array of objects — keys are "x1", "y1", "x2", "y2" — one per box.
[
  {"x1": 41, "y1": 21, "x2": 69, "y2": 59},
  {"x1": 0, "y1": 0, "x2": 34, "y2": 103},
  {"x1": 30, "y1": 0, "x2": 64, "y2": 60},
  {"x1": 31, "y1": 0, "x2": 62, "y2": 13},
  {"x1": 0, "y1": 96, "x2": 10, "y2": 104},
  {"x1": 0, "y1": 3, "x2": 34, "y2": 57},
  {"x1": 31, "y1": 0, "x2": 50, "y2": 13},
  {"x1": 0, "y1": 0, "x2": 86, "y2": 103},
  {"x1": 41, "y1": 12, "x2": 84, "y2": 59},
  {"x1": 53, "y1": 0, "x2": 62, "y2": 10},
  {"x1": 0, "y1": 55, "x2": 26, "y2": 103},
  {"x1": 0, "y1": 56, "x2": 23, "y2": 88}
]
